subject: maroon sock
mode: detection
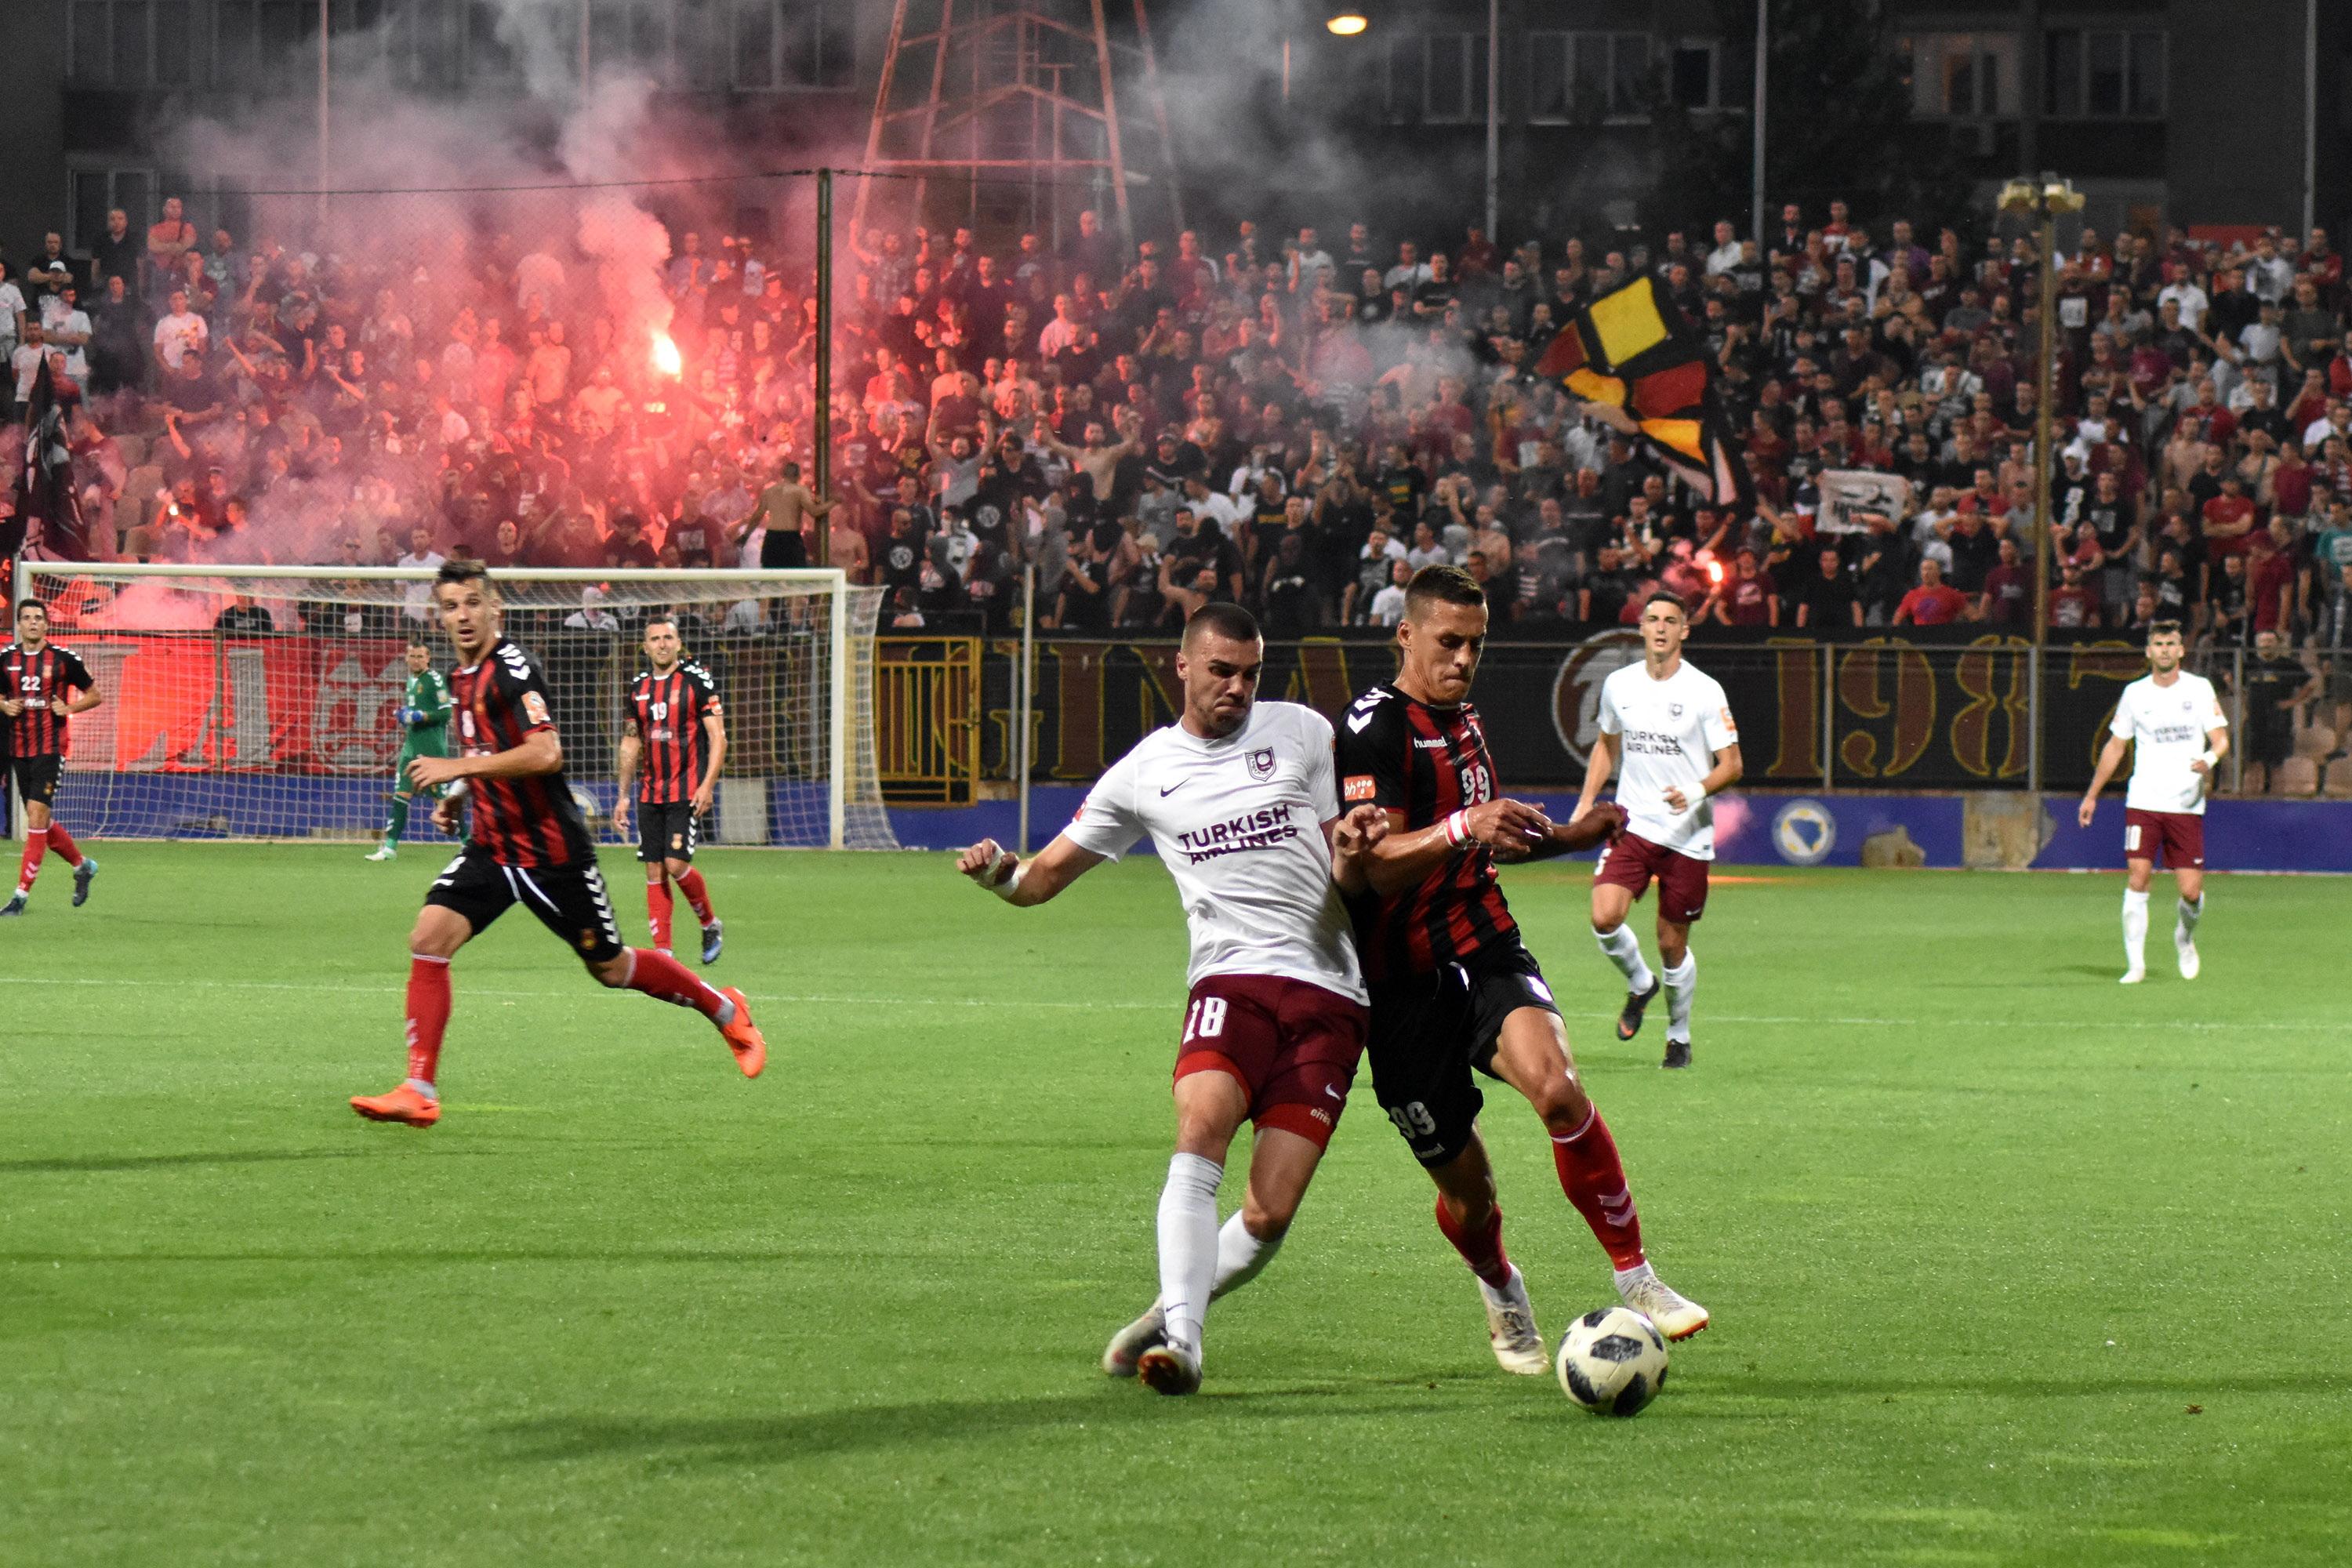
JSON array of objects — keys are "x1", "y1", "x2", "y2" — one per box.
[
  {"x1": 1551, "y1": 1104, "x2": 1647, "y2": 1272},
  {"x1": 623, "y1": 948, "x2": 728, "y2": 1021},
  {"x1": 1434, "y1": 1194, "x2": 1514, "y2": 1290}
]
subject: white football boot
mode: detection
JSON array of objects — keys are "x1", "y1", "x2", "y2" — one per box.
[
  {"x1": 2175, "y1": 927, "x2": 2201, "y2": 981},
  {"x1": 1134, "y1": 1339, "x2": 1202, "y2": 1396},
  {"x1": 2119, "y1": 967, "x2": 2145, "y2": 985},
  {"x1": 1102, "y1": 1302, "x2": 1167, "y2": 1377},
  {"x1": 1480, "y1": 1265, "x2": 1548, "y2": 1375},
  {"x1": 1615, "y1": 1261, "x2": 1710, "y2": 1341}
]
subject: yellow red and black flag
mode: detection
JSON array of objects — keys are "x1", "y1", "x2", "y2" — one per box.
[{"x1": 1534, "y1": 276, "x2": 1751, "y2": 508}]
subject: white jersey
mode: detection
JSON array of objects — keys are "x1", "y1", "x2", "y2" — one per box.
[
  {"x1": 1062, "y1": 701, "x2": 1363, "y2": 1003},
  {"x1": 1597, "y1": 659, "x2": 1739, "y2": 859},
  {"x1": 2111, "y1": 672, "x2": 2227, "y2": 815}
]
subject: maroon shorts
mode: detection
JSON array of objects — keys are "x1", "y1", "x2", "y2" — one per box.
[
  {"x1": 1174, "y1": 975, "x2": 1368, "y2": 1151},
  {"x1": 2123, "y1": 808, "x2": 2205, "y2": 869},
  {"x1": 1595, "y1": 831, "x2": 1711, "y2": 924}
]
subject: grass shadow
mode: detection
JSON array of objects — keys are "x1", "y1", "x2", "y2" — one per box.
[
  {"x1": 495, "y1": 1378, "x2": 1485, "y2": 1465},
  {"x1": 0, "y1": 1148, "x2": 403, "y2": 1174}
]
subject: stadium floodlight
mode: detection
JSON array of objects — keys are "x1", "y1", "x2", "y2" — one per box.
[{"x1": 1326, "y1": 13, "x2": 1368, "y2": 35}]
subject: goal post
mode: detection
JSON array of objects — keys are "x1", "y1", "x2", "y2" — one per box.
[{"x1": 10, "y1": 561, "x2": 898, "y2": 851}]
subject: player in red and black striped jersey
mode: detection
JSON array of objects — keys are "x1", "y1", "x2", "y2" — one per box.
[
  {"x1": 612, "y1": 618, "x2": 728, "y2": 964},
  {"x1": 2, "y1": 601, "x2": 103, "y2": 916},
  {"x1": 1335, "y1": 565, "x2": 1708, "y2": 1356},
  {"x1": 349, "y1": 563, "x2": 768, "y2": 1130}
]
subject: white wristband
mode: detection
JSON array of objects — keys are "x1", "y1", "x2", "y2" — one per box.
[
  {"x1": 1688, "y1": 786, "x2": 1708, "y2": 808},
  {"x1": 983, "y1": 849, "x2": 1024, "y2": 901},
  {"x1": 2197, "y1": 750, "x2": 2218, "y2": 768},
  {"x1": 1442, "y1": 809, "x2": 1471, "y2": 847}
]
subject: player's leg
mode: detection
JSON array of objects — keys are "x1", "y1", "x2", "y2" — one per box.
[
  {"x1": 2172, "y1": 851, "x2": 2205, "y2": 980},
  {"x1": 668, "y1": 811, "x2": 722, "y2": 964},
  {"x1": 539, "y1": 860, "x2": 765, "y2": 1076},
  {"x1": 369, "y1": 781, "x2": 412, "y2": 861},
  {"x1": 6, "y1": 786, "x2": 56, "y2": 913},
  {"x1": 2119, "y1": 832, "x2": 2155, "y2": 984},
  {"x1": 1651, "y1": 854, "x2": 1709, "y2": 1068},
  {"x1": 1591, "y1": 841, "x2": 1660, "y2": 1038},
  {"x1": 1483, "y1": 995, "x2": 1709, "y2": 1339},
  {"x1": 637, "y1": 804, "x2": 674, "y2": 952},
  {"x1": 1134, "y1": 1067, "x2": 1250, "y2": 1394},
  {"x1": 352, "y1": 855, "x2": 492, "y2": 1127}
]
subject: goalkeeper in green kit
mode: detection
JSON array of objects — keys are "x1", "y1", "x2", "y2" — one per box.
[{"x1": 365, "y1": 639, "x2": 454, "y2": 862}]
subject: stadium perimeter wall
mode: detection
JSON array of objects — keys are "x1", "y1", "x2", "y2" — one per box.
[{"x1": 885, "y1": 790, "x2": 2352, "y2": 876}]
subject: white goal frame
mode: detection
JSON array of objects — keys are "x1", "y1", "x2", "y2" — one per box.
[{"x1": 13, "y1": 561, "x2": 873, "y2": 850}]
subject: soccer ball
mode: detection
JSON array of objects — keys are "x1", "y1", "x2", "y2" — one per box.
[{"x1": 1556, "y1": 1306, "x2": 1668, "y2": 1417}]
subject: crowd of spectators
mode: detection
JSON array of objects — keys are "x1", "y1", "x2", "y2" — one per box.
[{"x1": 5, "y1": 187, "x2": 2352, "y2": 702}]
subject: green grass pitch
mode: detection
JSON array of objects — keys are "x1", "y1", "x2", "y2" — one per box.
[{"x1": 4, "y1": 843, "x2": 2348, "y2": 1566}]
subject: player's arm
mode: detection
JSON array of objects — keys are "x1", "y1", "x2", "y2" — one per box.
[
  {"x1": 692, "y1": 709, "x2": 728, "y2": 815},
  {"x1": 612, "y1": 731, "x2": 641, "y2": 836},
  {"x1": 1325, "y1": 804, "x2": 1388, "y2": 896},
  {"x1": 45, "y1": 652, "x2": 102, "y2": 717},
  {"x1": 2078, "y1": 732, "x2": 2132, "y2": 826},
  {"x1": 1666, "y1": 744, "x2": 1743, "y2": 815},
  {"x1": 956, "y1": 833, "x2": 1107, "y2": 906},
  {"x1": 1572, "y1": 728, "x2": 1620, "y2": 822},
  {"x1": 2191, "y1": 723, "x2": 2230, "y2": 786},
  {"x1": 412, "y1": 728, "x2": 561, "y2": 790},
  {"x1": 1355, "y1": 800, "x2": 1551, "y2": 895}
]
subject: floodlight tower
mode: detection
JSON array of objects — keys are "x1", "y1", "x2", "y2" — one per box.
[{"x1": 855, "y1": 0, "x2": 1185, "y2": 249}]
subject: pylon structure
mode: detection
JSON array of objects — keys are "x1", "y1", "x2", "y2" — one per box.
[{"x1": 855, "y1": 0, "x2": 1184, "y2": 249}]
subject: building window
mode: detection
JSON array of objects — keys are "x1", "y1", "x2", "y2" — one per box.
[
  {"x1": 2045, "y1": 29, "x2": 2164, "y2": 118},
  {"x1": 1668, "y1": 42, "x2": 1719, "y2": 111},
  {"x1": 730, "y1": 1, "x2": 854, "y2": 91},
  {"x1": 1527, "y1": 32, "x2": 1650, "y2": 124},
  {"x1": 68, "y1": 167, "x2": 155, "y2": 255},
  {"x1": 1900, "y1": 32, "x2": 2017, "y2": 119},
  {"x1": 70, "y1": 0, "x2": 194, "y2": 88}
]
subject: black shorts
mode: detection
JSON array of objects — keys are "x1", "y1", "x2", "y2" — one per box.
[
  {"x1": 11, "y1": 753, "x2": 62, "y2": 807},
  {"x1": 1366, "y1": 939, "x2": 1563, "y2": 1169},
  {"x1": 637, "y1": 800, "x2": 702, "y2": 864},
  {"x1": 423, "y1": 848, "x2": 626, "y2": 964}
]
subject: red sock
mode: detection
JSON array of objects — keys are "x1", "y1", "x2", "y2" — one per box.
[
  {"x1": 45, "y1": 823, "x2": 82, "y2": 867},
  {"x1": 405, "y1": 954, "x2": 452, "y2": 1086},
  {"x1": 644, "y1": 878, "x2": 673, "y2": 951},
  {"x1": 18, "y1": 832, "x2": 46, "y2": 894},
  {"x1": 1551, "y1": 1104, "x2": 1647, "y2": 1271},
  {"x1": 1434, "y1": 1194, "x2": 1514, "y2": 1290},
  {"x1": 623, "y1": 948, "x2": 729, "y2": 1021},
  {"x1": 674, "y1": 867, "x2": 714, "y2": 924}
]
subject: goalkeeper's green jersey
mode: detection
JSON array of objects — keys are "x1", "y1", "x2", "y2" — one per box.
[{"x1": 402, "y1": 669, "x2": 453, "y2": 757}]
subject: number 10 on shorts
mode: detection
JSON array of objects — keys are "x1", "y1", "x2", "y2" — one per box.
[{"x1": 1181, "y1": 996, "x2": 1228, "y2": 1042}]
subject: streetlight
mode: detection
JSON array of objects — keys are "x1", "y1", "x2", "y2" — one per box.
[
  {"x1": 1998, "y1": 174, "x2": 2085, "y2": 796},
  {"x1": 1326, "y1": 13, "x2": 1368, "y2": 34}
]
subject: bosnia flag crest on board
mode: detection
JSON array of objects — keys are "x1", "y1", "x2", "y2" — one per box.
[{"x1": 1535, "y1": 276, "x2": 1750, "y2": 509}]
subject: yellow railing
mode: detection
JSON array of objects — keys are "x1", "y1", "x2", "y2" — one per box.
[{"x1": 874, "y1": 637, "x2": 982, "y2": 804}]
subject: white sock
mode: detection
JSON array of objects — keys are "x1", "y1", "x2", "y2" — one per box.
[
  {"x1": 1156, "y1": 1152, "x2": 1223, "y2": 1354},
  {"x1": 2122, "y1": 890, "x2": 2150, "y2": 971},
  {"x1": 1594, "y1": 924, "x2": 1655, "y2": 995},
  {"x1": 403, "y1": 1076, "x2": 438, "y2": 1100},
  {"x1": 1662, "y1": 953, "x2": 1697, "y2": 1044},
  {"x1": 2176, "y1": 895, "x2": 2203, "y2": 941},
  {"x1": 1210, "y1": 1210, "x2": 1283, "y2": 1301}
]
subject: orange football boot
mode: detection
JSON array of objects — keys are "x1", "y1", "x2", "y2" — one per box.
[
  {"x1": 350, "y1": 1083, "x2": 441, "y2": 1127},
  {"x1": 717, "y1": 988, "x2": 765, "y2": 1077}
]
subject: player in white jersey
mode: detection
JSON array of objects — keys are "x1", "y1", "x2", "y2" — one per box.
[
  {"x1": 956, "y1": 603, "x2": 1385, "y2": 1396},
  {"x1": 1572, "y1": 592, "x2": 1744, "y2": 1069},
  {"x1": 2078, "y1": 619, "x2": 2229, "y2": 983}
]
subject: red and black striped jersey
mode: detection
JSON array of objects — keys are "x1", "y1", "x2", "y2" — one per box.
[
  {"x1": 448, "y1": 637, "x2": 594, "y2": 869},
  {"x1": 626, "y1": 661, "x2": 723, "y2": 804},
  {"x1": 3, "y1": 641, "x2": 95, "y2": 758},
  {"x1": 1333, "y1": 682, "x2": 1518, "y2": 982}
]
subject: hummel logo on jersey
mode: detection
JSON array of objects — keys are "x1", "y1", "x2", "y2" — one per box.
[
  {"x1": 1158, "y1": 781, "x2": 1187, "y2": 797},
  {"x1": 1414, "y1": 737, "x2": 1448, "y2": 749}
]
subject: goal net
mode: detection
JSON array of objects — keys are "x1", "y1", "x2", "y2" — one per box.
[{"x1": 11, "y1": 562, "x2": 898, "y2": 851}]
